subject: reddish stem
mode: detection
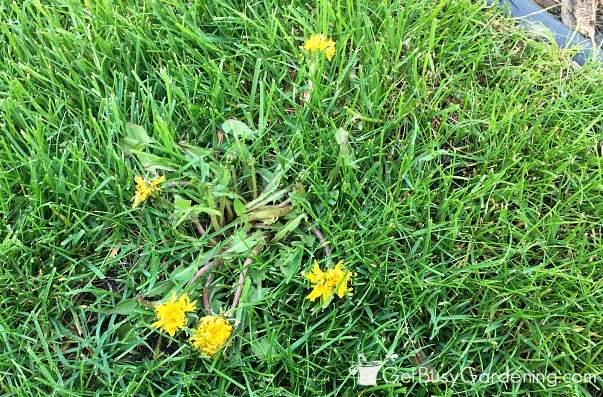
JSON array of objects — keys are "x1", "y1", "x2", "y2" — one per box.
[
  {"x1": 274, "y1": 198, "x2": 291, "y2": 208},
  {"x1": 192, "y1": 219, "x2": 218, "y2": 246},
  {"x1": 189, "y1": 261, "x2": 214, "y2": 285},
  {"x1": 203, "y1": 273, "x2": 214, "y2": 315},
  {"x1": 202, "y1": 258, "x2": 224, "y2": 314},
  {"x1": 165, "y1": 180, "x2": 190, "y2": 188},
  {"x1": 230, "y1": 257, "x2": 253, "y2": 310},
  {"x1": 231, "y1": 246, "x2": 263, "y2": 310},
  {"x1": 312, "y1": 227, "x2": 331, "y2": 257},
  {"x1": 192, "y1": 219, "x2": 205, "y2": 235}
]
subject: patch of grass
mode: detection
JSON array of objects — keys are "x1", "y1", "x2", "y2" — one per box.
[{"x1": 1, "y1": 0, "x2": 602, "y2": 396}]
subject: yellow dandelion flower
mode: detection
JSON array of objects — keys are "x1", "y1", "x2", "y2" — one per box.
[
  {"x1": 302, "y1": 261, "x2": 353, "y2": 304},
  {"x1": 302, "y1": 34, "x2": 336, "y2": 61},
  {"x1": 151, "y1": 292, "x2": 196, "y2": 337},
  {"x1": 189, "y1": 316, "x2": 233, "y2": 357},
  {"x1": 132, "y1": 175, "x2": 165, "y2": 208}
]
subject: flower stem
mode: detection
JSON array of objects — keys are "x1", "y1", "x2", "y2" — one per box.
[
  {"x1": 189, "y1": 261, "x2": 215, "y2": 285},
  {"x1": 205, "y1": 186, "x2": 222, "y2": 231},
  {"x1": 202, "y1": 257, "x2": 225, "y2": 314},
  {"x1": 225, "y1": 200, "x2": 233, "y2": 222},
  {"x1": 231, "y1": 245, "x2": 263, "y2": 310},
  {"x1": 250, "y1": 162, "x2": 258, "y2": 199},
  {"x1": 192, "y1": 219, "x2": 205, "y2": 235},
  {"x1": 203, "y1": 273, "x2": 214, "y2": 315},
  {"x1": 312, "y1": 227, "x2": 331, "y2": 257},
  {"x1": 165, "y1": 180, "x2": 190, "y2": 189}
]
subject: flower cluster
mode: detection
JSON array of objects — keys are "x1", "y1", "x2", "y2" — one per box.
[
  {"x1": 303, "y1": 261, "x2": 353, "y2": 304},
  {"x1": 302, "y1": 34, "x2": 336, "y2": 61},
  {"x1": 151, "y1": 261, "x2": 355, "y2": 358},
  {"x1": 132, "y1": 175, "x2": 165, "y2": 208},
  {"x1": 152, "y1": 292, "x2": 233, "y2": 356}
]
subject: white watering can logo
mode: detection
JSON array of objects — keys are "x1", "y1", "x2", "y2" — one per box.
[{"x1": 351, "y1": 353, "x2": 399, "y2": 386}]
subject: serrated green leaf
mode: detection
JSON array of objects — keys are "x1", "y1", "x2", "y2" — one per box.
[
  {"x1": 172, "y1": 195, "x2": 193, "y2": 226},
  {"x1": 246, "y1": 188, "x2": 288, "y2": 212},
  {"x1": 250, "y1": 337, "x2": 273, "y2": 361},
  {"x1": 280, "y1": 246, "x2": 303, "y2": 282},
  {"x1": 170, "y1": 263, "x2": 198, "y2": 282},
  {"x1": 222, "y1": 119, "x2": 255, "y2": 141},
  {"x1": 272, "y1": 213, "x2": 306, "y2": 242},
  {"x1": 247, "y1": 283, "x2": 268, "y2": 304},
  {"x1": 133, "y1": 151, "x2": 178, "y2": 173},
  {"x1": 225, "y1": 230, "x2": 262, "y2": 255},
  {"x1": 172, "y1": 194, "x2": 222, "y2": 227},
  {"x1": 107, "y1": 298, "x2": 138, "y2": 315},
  {"x1": 335, "y1": 127, "x2": 349, "y2": 146},
  {"x1": 119, "y1": 123, "x2": 153, "y2": 153},
  {"x1": 233, "y1": 198, "x2": 246, "y2": 217},
  {"x1": 335, "y1": 128, "x2": 356, "y2": 167},
  {"x1": 174, "y1": 195, "x2": 192, "y2": 211},
  {"x1": 179, "y1": 142, "x2": 212, "y2": 179},
  {"x1": 245, "y1": 205, "x2": 292, "y2": 224},
  {"x1": 178, "y1": 142, "x2": 213, "y2": 161},
  {"x1": 145, "y1": 280, "x2": 176, "y2": 297}
]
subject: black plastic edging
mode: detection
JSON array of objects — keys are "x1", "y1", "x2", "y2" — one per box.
[{"x1": 488, "y1": 0, "x2": 603, "y2": 64}]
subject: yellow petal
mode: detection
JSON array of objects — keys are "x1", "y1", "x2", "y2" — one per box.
[
  {"x1": 321, "y1": 287, "x2": 333, "y2": 305},
  {"x1": 306, "y1": 286, "x2": 323, "y2": 302},
  {"x1": 178, "y1": 293, "x2": 196, "y2": 312},
  {"x1": 164, "y1": 325, "x2": 177, "y2": 337},
  {"x1": 167, "y1": 291, "x2": 178, "y2": 304},
  {"x1": 336, "y1": 276, "x2": 349, "y2": 298},
  {"x1": 132, "y1": 194, "x2": 142, "y2": 208},
  {"x1": 151, "y1": 319, "x2": 163, "y2": 329},
  {"x1": 150, "y1": 175, "x2": 165, "y2": 187},
  {"x1": 324, "y1": 43, "x2": 335, "y2": 60}
]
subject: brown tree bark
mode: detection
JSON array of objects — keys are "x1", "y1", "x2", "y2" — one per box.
[
  {"x1": 561, "y1": 0, "x2": 597, "y2": 38},
  {"x1": 534, "y1": 0, "x2": 562, "y2": 8}
]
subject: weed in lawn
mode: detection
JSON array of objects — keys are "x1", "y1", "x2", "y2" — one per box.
[{"x1": 0, "y1": 0, "x2": 602, "y2": 396}]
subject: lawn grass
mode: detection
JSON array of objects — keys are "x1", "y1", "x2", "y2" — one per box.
[{"x1": 1, "y1": 0, "x2": 602, "y2": 396}]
